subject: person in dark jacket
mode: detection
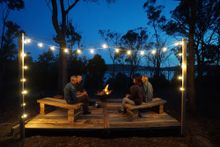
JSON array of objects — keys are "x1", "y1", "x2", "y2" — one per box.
[
  {"x1": 119, "y1": 76, "x2": 145, "y2": 113},
  {"x1": 64, "y1": 75, "x2": 91, "y2": 114}
]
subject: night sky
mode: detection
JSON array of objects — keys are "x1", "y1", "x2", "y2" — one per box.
[{"x1": 7, "y1": 0, "x2": 179, "y2": 65}]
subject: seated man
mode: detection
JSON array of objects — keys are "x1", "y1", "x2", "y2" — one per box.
[
  {"x1": 119, "y1": 75, "x2": 145, "y2": 113},
  {"x1": 141, "y1": 75, "x2": 153, "y2": 102},
  {"x1": 64, "y1": 75, "x2": 91, "y2": 114},
  {"x1": 75, "y1": 75, "x2": 85, "y2": 92}
]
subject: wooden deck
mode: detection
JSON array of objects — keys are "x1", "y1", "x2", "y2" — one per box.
[{"x1": 25, "y1": 101, "x2": 180, "y2": 136}]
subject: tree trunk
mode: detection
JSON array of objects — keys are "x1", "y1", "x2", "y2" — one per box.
[
  {"x1": 187, "y1": 0, "x2": 197, "y2": 114},
  {"x1": 58, "y1": 41, "x2": 68, "y2": 92}
]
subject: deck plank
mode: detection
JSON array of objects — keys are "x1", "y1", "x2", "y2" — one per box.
[{"x1": 25, "y1": 102, "x2": 180, "y2": 130}]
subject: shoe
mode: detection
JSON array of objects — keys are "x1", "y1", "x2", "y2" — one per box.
[
  {"x1": 118, "y1": 109, "x2": 126, "y2": 113},
  {"x1": 83, "y1": 111, "x2": 91, "y2": 115},
  {"x1": 138, "y1": 112, "x2": 143, "y2": 118}
]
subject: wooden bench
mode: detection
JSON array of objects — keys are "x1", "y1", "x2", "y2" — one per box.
[
  {"x1": 37, "y1": 97, "x2": 83, "y2": 123},
  {"x1": 124, "y1": 98, "x2": 167, "y2": 118}
]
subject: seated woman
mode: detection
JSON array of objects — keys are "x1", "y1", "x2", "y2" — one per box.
[
  {"x1": 119, "y1": 75, "x2": 145, "y2": 113},
  {"x1": 141, "y1": 75, "x2": 153, "y2": 102}
]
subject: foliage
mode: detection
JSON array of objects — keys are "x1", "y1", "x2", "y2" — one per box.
[
  {"x1": 164, "y1": 0, "x2": 220, "y2": 78},
  {"x1": 99, "y1": 29, "x2": 122, "y2": 63},
  {"x1": 143, "y1": 0, "x2": 170, "y2": 78},
  {"x1": 0, "y1": 21, "x2": 21, "y2": 62},
  {"x1": 85, "y1": 54, "x2": 107, "y2": 95},
  {"x1": 120, "y1": 28, "x2": 149, "y2": 77}
]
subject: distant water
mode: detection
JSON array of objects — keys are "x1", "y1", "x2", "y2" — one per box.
[{"x1": 104, "y1": 70, "x2": 175, "y2": 82}]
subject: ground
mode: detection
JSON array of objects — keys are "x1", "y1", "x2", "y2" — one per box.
[{"x1": 0, "y1": 114, "x2": 219, "y2": 147}]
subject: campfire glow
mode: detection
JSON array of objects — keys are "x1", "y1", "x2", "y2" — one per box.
[
  {"x1": 97, "y1": 84, "x2": 112, "y2": 96},
  {"x1": 104, "y1": 84, "x2": 111, "y2": 95}
]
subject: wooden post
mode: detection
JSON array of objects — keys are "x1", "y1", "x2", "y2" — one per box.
[
  {"x1": 18, "y1": 32, "x2": 25, "y2": 139},
  {"x1": 159, "y1": 105, "x2": 164, "y2": 114},
  {"x1": 40, "y1": 103, "x2": 45, "y2": 115},
  {"x1": 181, "y1": 38, "x2": 187, "y2": 136},
  {"x1": 68, "y1": 110, "x2": 74, "y2": 123}
]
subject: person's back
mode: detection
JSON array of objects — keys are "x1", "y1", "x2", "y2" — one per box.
[
  {"x1": 142, "y1": 75, "x2": 153, "y2": 102},
  {"x1": 64, "y1": 82, "x2": 76, "y2": 104},
  {"x1": 142, "y1": 81, "x2": 153, "y2": 102},
  {"x1": 129, "y1": 84, "x2": 145, "y2": 105}
]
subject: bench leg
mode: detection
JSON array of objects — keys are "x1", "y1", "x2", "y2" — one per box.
[
  {"x1": 127, "y1": 109, "x2": 138, "y2": 120},
  {"x1": 68, "y1": 110, "x2": 75, "y2": 123},
  {"x1": 159, "y1": 105, "x2": 164, "y2": 114},
  {"x1": 40, "y1": 103, "x2": 45, "y2": 115}
]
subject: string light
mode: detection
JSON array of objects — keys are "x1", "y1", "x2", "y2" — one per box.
[
  {"x1": 162, "y1": 47, "x2": 167, "y2": 52},
  {"x1": 21, "y1": 103, "x2": 26, "y2": 107},
  {"x1": 126, "y1": 50, "x2": 132, "y2": 56},
  {"x1": 181, "y1": 63, "x2": 186, "y2": 70},
  {"x1": 115, "y1": 48, "x2": 120, "y2": 53},
  {"x1": 178, "y1": 53, "x2": 183, "y2": 57},
  {"x1": 140, "y1": 50, "x2": 145, "y2": 56},
  {"x1": 21, "y1": 90, "x2": 28, "y2": 95},
  {"x1": 22, "y1": 35, "x2": 187, "y2": 126},
  {"x1": 76, "y1": 49, "x2": 82, "y2": 54},
  {"x1": 64, "y1": 48, "x2": 69, "y2": 54},
  {"x1": 49, "y1": 46, "x2": 56, "y2": 51},
  {"x1": 90, "y1": 48, "x2": 95, "y2": 54},
  {"x1": 23, "y1": 65, "x2": 28, "y2": 70},
  {"x1": 20, "y1": 78, "x2": 27, "y2": 82},
  {"x1": 37, "y1": 42, "x2": 44, "y2": 48},
  {"x1": 102, "y1": 43, "x2": 108, "y2": 49},
  {"x1": 21, "y1": 113, "x2": 28, "y2": 119},
  {"x1": 175, "y1": 41, "x2": 182, "y2": 46},
  {"x1": 21, "y1": 52, "x2": 27, "y2": 58},
  {"x1": 151, "y1": 49, "x2": 156, "y2": 55},
  {"x1": 178, "y1": 76, "x2": 183, "y2": 80},
  {"x1": 24, "y1": 38, "x2": 31, "y2": 44}
]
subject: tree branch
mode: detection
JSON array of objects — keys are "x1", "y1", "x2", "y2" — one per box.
[
  {"x1": 65, "y1": 0, "x2": 80, "y2": 14},
  {"x1": 51, "y1": 0, "x2": 60, "y2": 34}
]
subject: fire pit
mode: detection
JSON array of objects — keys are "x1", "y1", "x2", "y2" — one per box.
[
  {"x1": 95, "y1": 84, "x2": 112, "y2": 108},
  {"x1": 97, "y1": 84, "x2": 112, "y2": 96}
]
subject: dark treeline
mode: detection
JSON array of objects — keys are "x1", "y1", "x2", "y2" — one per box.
[{"x1": 0, "y1": 0, "x2": 220, "y2": 118}]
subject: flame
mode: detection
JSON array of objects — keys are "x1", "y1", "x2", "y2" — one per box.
[
  {"x1": 97, "y1": 84, "x2": 112, "y2": 96},
  {"x1": 104, "y1": 84, "x2": 111, "y2": 95}
]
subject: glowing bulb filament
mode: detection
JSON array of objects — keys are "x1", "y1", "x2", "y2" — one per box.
[
  {"x1": 24, "y1": 38, "x2": 31, "y2": 44},
  {"x1": 178, "y1": 53, "x2": 183, "y2": 57},
  {"x1": 20, "y1": 78, "x2": 26, "y2": 82},
  {"x1": 21, "y1": 90, "x2": 28, "y2": 95},
  {"x1": 37, "y1": 42, "x2": 44, "y2": 48},
  {"x1": 162, "y1": 47, "x2": 167, "y2": 52},
  {"x1": 90, "y1": 49, "x2": 95, "y2": 54},
  {"x1": 178, "y1": 76, "x2": 183, "y2": 80},
  {"x1": 175, "y1": 41, "x2": 182, "y2": 46},
  {"x1": 102, "y1": 43, "x2": 108, "y2": 49},
  {"x1": 140, "y1": 50, "x2": 145, "y2": 56},
  {"x1": 151, "y1": 50, "x2": 156, "y2": 55},
  {"x1": 127, "y1": 50, "x2": 132, "y2": 55},
  {"x1": 23, "y1": 65, "x2": 28, "y2": 70},
  {"x1": 21, "y1": 52, "x2": 27, "y2": 58},
  {"x1": 64, "y1": 48, "x2": 69, "y2": 53},
  {"x1": 49, "y1": 46, "x2": 55, "y2": 51},
  {"x1": 76, "y1": 49, "x2": 82, "y2": 54},
  {"x1": 21, "y1": 114, "x2": 27, "y2": 119},
  {"x1": 115, "y1": 48, "x2": 120, "y2": 53},
  {"x1": 181, "y1": 64, "x2": 186, "y2": 70}
]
